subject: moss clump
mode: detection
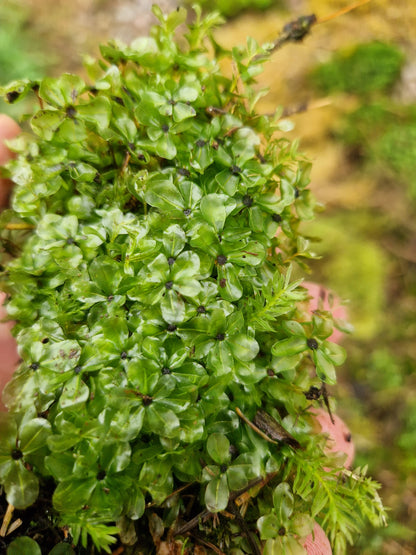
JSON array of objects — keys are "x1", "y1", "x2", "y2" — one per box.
[
  {"x1": 0, "y1": 7, "x2": 386, "y2": 554},
  {"x1": 311, "y1": 41, "x2": 404, "y2": 96}
]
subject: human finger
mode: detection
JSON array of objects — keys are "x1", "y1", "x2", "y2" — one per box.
[{"x1": 0, "y1": 114, "x2": 21, "y2": 208}]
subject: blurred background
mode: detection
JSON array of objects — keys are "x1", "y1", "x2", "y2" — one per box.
[{"x1": 1, "y1": 0, "x2": 415, "y2": 552}]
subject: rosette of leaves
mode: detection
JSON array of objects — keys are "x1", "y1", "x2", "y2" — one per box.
[{"x1": 0, "y1": 6, "x2": 386, "y2": 554}]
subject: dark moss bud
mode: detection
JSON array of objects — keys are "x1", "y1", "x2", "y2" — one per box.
[
  {"x1": 11, "y1": 449, "x2": 23, "y2": 460},
  {"x1": 304, "y1": 386, "x2": 321, "y2": 400},
  {"x1": 165, "y1": 280, "x2": 174, "y2": 290},
  {"x1": 243, "y1": 195, "x2": 253, "y2": 207},
  {"x1": 197, "y1": 305, "x2": 206, "y2": 314},
  {"x1": 307, "y1": 338, "x2": 319, "y2": 350},
  {"x1": 216, "y1": 333, "x2": 225, "y2": 341},
  {"x1": 96, "y1": 470, "x2": 106, "y2": 481},
  {"x1": 142, "y1": 395, "x2": 153, "y2": 406},
  {"x1": 66, "y1": 106, "x2": 77, "y2": 119},
  {"x1": 30, "y1": 362, "x2": 39, "y2": 371},
  {"x1": 216, "y1": 254, "x2": 227, "y2": 266},
  {"x1": 178, "y1": 167, "x2": 190, "y2": 177},
  {"x1": 6, "y1": 91, "x2": 20, "y2": 103},
  {"x1": 272, "y1": 213, "x2": 282, "y2": 223}
]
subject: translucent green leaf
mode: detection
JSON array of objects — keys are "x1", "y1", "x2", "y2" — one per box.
[
  {"x1": 0, "y1": 413, "x2": 18, "y2": 463},
  {"x1": 31, "y1": 110, "x2": 65, "y2": 140},
  {"x1": 162, "y1": 224, "x2": 186, "y2": 256},
  {"x1": 155, "y1": 136, "x2": 177, "y2": 160},
  {"x1": 19, "y1": 418, "x2": 51, "y2": 455},
  {"x1": 165, "y1": 6, "x2": 187, "y2": 32},
  {"x1": 55, "y1": 117, "x2": 87, "y2": 143},
  {"x1": 207, "y1": 341, "x2": 234, "y2": 376},
  {"x1": 7, "y1": 536, "x2": 42, "y2": 555},
  {"x1": 4, "y1": 462, "x2": 39, "y2": 509},
  {"x1": 207, "y1": 433, "x2": 230, "y2": 464},
  {"x1": 200, "y1": 193, "x2": 235, "y2": 232},
  {"x1": 205, "y1": 473, "x2": 229, "y2": 512},
  {"x1": 311, "y1": 485, "x2": 328, "y2": 517},
  {"x1": 101, "y1": 442, "x2": 131, "y2": 474},
  {"x1": 217, "y1": 265, "x2": 243, "y2": 301},
  {"x1": 313, "y1": 349, "x2": 337, "y2": 384},
  {"x1": 283, "y1": 320, "x2": 307, "y2": 337},
  {"x1": 144, "y1": 179, "x2": 183, "y2": 212},
  {"x1": 215, "y1": 169, "x2": 240, "y2": 196},
  {"x1": 257, "y1": 513, "x2": 281, "y2": 540},
  {"x1": 126, "y1": 486, "x2": 145, "y2": 520},
  {"x1": 227, "y1": 241, "x2": 266, "y2": 267},
  {"x1": 172, "y1": 251, "x2": 200, "y2": 281},
  {"x1": 139, "y1": 459, "x2": 173, "y2": 504},
  {"x1": 145, "y1": 406, "x2": 180, "y2": 438},
  {"x1": 111, "y1": 104, "x2": 137, "y2": 142},
  {"x1": 226, "y1": 461, "x2": 253, "y2": 491},
  {"x1": 53, "y1": 477, "x2": 96, "y2": 512},
  {"x1": 291, "y1": 513, "x2": 314, "y2": 538},
  {"x1": 173, "y1": 102, "x2": 196, "y2": 122},
  {"x1": 39, "y1": 74, "x2": 85, "y2": 106},
  {"x1": 45, "y1": 452, "x2": 75, "y2": 480},
  {"x1": 77, "y1": 96, "x2": 112, "y2": 132},
  {"x1": 59, "y1": 377, "x2": 89, "y2": 409},
  {"x1": 228, "y1": 334, "x2": 259, "y2": 361},
  {"x1": 271, "y1": 336, "x2": 307, "y2": 357},
  {"x1": 160, "y1": 290, "x2": 186, "y2": 324},
  {"x1": 88, "y1": 256, "x2": 123, "y2": 296},
  {"x1": 127, "y1": 359, "x2": 160, "y2": 394},
  {"x1": 175, "y1": 278, "x2": 202, "y2": 298},
  {"x1": 189, "y1": 223, "x2": 218, "y2": 256},
  {"x1": 273, "y1": 482, "x2": 294, "y2": 522},
  {"x1": 322, "y1": 341, "x2": 347, "y2": 366},
  {"x1": 1, "y1": 79, "x2": 33, "y2": 104},
  {"x1": 177, "y1": 85, "x2": 199, "y2": 102}
]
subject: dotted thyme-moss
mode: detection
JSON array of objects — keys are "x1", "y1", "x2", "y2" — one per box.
[{"x1": 0, "y1": 6, "x2": 386, "y2": 554}]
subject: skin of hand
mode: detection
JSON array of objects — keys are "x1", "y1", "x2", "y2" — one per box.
[
  {"x1": 301, "y1": 282, "x2": 353, "y2": 554},
  {"x1": 303, "y1": 281, "x2": 348, "y2": 344},
  {"x1": 0, "y1": 114, "x2": 20, "y2": 410}
]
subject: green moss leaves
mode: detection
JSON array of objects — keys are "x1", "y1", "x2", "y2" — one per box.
[{"x1": 0, "y1": 5, "x2": 386, "y2": 554}]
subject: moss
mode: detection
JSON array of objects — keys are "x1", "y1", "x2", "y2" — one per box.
[
  {"x1": 186, "y1": 0, "x2": 277, "y2": 18},
  {"x1": 311, "y1": 41, "x2": 404, "y2": 96}
]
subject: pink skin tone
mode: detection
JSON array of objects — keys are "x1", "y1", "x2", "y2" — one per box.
[
  {"x1": 0, "y1": 115, "x2": 20, "y2": 410},
  {"x1": 0, "y1": 117, "x2": 354, "y2": 553},
  {"x1": 301, "y1": 407, "x2": 354, "y2": 555},
  {"x1": 303, "y1": 522, "x2": 333, "y2": 555},
  {"x1": 303, "y1": 281, "x2": 347, "y2": 344},
  {"x1": 302, "y1": 282, "x2": 353, "y2": 554}
]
